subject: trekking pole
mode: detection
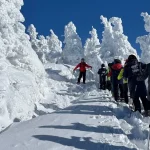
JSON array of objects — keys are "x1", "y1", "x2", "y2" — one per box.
[{"x1": 148, "y1": 124, "x2": 150, "y2": 150}]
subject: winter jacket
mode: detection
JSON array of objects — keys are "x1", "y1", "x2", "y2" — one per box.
[
  {"x1": 107, "y1": 68, "x2": 111, "y2": 81},
  {"x1": 98, "y1": 67, "x2": 107, "y2": 83},
  {"x1": 74, "y1": 62, "x2": 92, "y2": 72},
  {"x1": 117, "y1": 69, "x2": 128, "y2": 84},
  {"x1": 108, "y1": 63, "x2": 123, "y2": 84},
  {"x1": 142, "y1": 63, "x2": 150, "y2": 100},
  {"x1": 124, "y1": 60, "x2": 147, "y2": 98}
]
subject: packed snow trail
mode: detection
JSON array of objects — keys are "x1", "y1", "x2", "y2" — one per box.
[{"x1": 1, "y1": 89, "x2": 149, "y2": 150}]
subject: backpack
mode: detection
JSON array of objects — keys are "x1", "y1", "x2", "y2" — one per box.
[
  {"x1": 130, "y1": 61, "x2": 147, "y2": 81},
  {"x1": 112, "y1": 68, "x2": 122, "y2": 77}
]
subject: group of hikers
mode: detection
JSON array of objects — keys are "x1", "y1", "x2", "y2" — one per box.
[{"x1": 73, "y1": 55, "x2": 150, "y2": 116}]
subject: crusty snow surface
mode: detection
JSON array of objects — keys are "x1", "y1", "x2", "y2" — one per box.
[{"x1": 0, "y1": 75, "x2": 150, "y2": 150}]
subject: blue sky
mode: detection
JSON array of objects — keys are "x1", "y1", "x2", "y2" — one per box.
[{"x1": 21, "y1": 0, "x2": 150, "y2": 54}]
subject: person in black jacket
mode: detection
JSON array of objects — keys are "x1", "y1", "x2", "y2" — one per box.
[
  {"x1": 98, "y1": 64, "x2": 107, "y2": 90},
  {"x1": 124, "y1": 54, "x2": 149, "y2": 115},
  {"x1": 108, "y1": 59, "x2": 123, "y2": 101}
]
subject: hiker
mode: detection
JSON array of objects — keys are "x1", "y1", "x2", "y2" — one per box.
[
  {"x1": 139, "y1": 62, "x2": 150, "y2": 110},
  {"x1": 73, "y1": 58, "x2": 92, "y2": 84},
  {"x1": 108, "y1": 59, "x2": 124, "y2": 101},
  {"x1": 124, "y1": 54, "x2": 149, "y2": 114},
  {"x1": 117, "y1": 60, "x2": 129, "y2": 104},
  {"x1": 98, "y1": 64, "x2": 107, "y2": 90}
]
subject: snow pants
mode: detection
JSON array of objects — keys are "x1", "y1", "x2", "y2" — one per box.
[
  {"x1": 113, "y1": 83, "x2": 124, "y2": 101},
  {"x1": 133, "y1": 95, "x2": 149, "y2": 112},
  {"x1": 99, "y1": 76, "x2": 106, "y2": 90},
  {"x1": 100, "y1": 81, "x2": 106, "y2": 90},
  {"x1": 106, "y1": 80, "x2": 111, "y2": 91},
  {"x1": 78, "y1": 71, "x2": 86, "y2": 83},
  {"x1": 123, "y1": 83, "x2": 129, "y2": 104},
  {"x1": 128, "y1": 80, "x2": 149, "y2": 112}
]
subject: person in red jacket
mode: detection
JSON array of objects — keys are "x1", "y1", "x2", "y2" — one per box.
[{"x1": 73, "y1": 58, "x2": 92, "y2": 84}]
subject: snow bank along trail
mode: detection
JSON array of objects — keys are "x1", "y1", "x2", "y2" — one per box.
[{"x1": 0, "y1": 89, "x2": 149, "y2": 150}]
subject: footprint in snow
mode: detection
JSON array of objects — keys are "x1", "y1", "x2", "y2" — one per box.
[{"x1": 90, "y1": 115, "x2": 99, "y2": 119}]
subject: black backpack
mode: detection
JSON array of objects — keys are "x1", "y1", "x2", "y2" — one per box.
[{"x1": 130, "y1": 61, "x2": 147, "y2": 81}]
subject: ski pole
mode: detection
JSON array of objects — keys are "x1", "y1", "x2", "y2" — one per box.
[{"x1": 148, "y1": 124, "x2": 150, "y2": 150}]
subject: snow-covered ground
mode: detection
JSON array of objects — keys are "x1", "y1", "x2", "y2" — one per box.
[
  {"x1": 0, "y1": 79, "x2": 150, "y2": 150},
  {"x1": 1, "y1": 1, "x2": 150, "y2": 149}
]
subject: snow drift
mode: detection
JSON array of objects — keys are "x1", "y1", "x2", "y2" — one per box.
[{"x1": 0, "y1": 0, "x2": 47, "y2": 131}]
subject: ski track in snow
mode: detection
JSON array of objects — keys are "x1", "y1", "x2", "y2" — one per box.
[{"x1": 0, "y1": 87, "x2": 150, "y2": 150}]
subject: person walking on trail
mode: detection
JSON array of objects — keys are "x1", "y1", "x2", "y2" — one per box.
[
  {"x1": 108, "y1": 59, "x2": 124, "y2": 102},
  {"x1": 124, "y1": 54, "x2": 149, "y2": 115},
  {"x1": 117, "y1": 60, "x2": 129, "y2": 104},
  {"x1": 98, "y1": 64, "x2": 107, "y2": 90},
  {"x1": 73, "y1": 58, "x2": 92, "y2": 84},
  {"x1": 143, "y1": 63, "x2": 150, "y2": 110}
]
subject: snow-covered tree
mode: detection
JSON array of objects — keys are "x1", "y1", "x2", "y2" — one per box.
[
  {"x1": 63, "y1": 22, "x2": 83, "y2": 65},
  {"x1": 0, "y1": 0, "x2": 47, "y2": 129},
  {"x1": 136, "y1": 12, "x2": 150, "y2": 63},
  {"x1": 84, "y1": 27, "x2": 103, "y2": 76},
  {"x1": 28, "y1": 26, "x2": 62, "y2": 64},
  {"x1": 28, "y1": 24, "x2": 48, "y2": 63},
  {"x1": 38, "y1": 35, "x2": 49, "y2": 63},
  {"x1": 27, "y1": 24, "x2": 39, "y2": 53},
  {"x1": 47, "y1": 30, "x2": 62, "y2": 63},
  {"x1": 100, "y1": 15, "x2": 137, "y2": 63}
]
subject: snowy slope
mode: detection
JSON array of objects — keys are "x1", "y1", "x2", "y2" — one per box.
[{"x1": 0, "y1": 88, "x2": 150, "y2": 150}]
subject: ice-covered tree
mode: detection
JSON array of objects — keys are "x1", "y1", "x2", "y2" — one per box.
[
  {"x1": 136, "y1": 12, "x2": 150, "y2": 63},
  {"x1": 84, "y1": 27, "x2": 103, "y2": 75},
  {"x1": 27, "y1": 24, "x2": 39, "y2": 53},
  {"x1": 28, "y1": 24, "x2": 48, "y2": 63},
  {"x1": 0, "y1": 0, "x2": 47, "y2": 129},
  {"x1": 38, "y1": 35, "x2": 49, "y2": 63},
  {"x1": 100, "y1": 15, "x2": 137, "y2": 63},
  {"x1": 47, "y1": 30, "x2": 62, "y2": 63},
  {"x1": 63, "y1": 22, "x2": 83, "y2": 65},
  {"x1": 28, "y1": 26, "x2": 62, "y2": 64}
]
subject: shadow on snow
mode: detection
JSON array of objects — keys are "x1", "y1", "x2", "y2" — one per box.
[
  {"x1": 33, "y1": 135, "x2": 136, "y2": 150},
  {"x1": 39, "y1": 122, "x2": 125, "y2": 134}
]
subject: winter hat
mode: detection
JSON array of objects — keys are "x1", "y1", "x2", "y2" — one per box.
[
  {"x1": 101, "y1": 64, "x2": 105, "y2": 67},
  {"x1": 108, "y1": 62, "x2": 114, "y2": 67},
  {"x1": 128, "y1": 55, "x2": 137, "y2": 61},
  {"x1": 81, "y1": 58, "x2": 85, "y2": 61},
  {"x1": 114, "y1": 59, "x2": 121, "y2": 64}
]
